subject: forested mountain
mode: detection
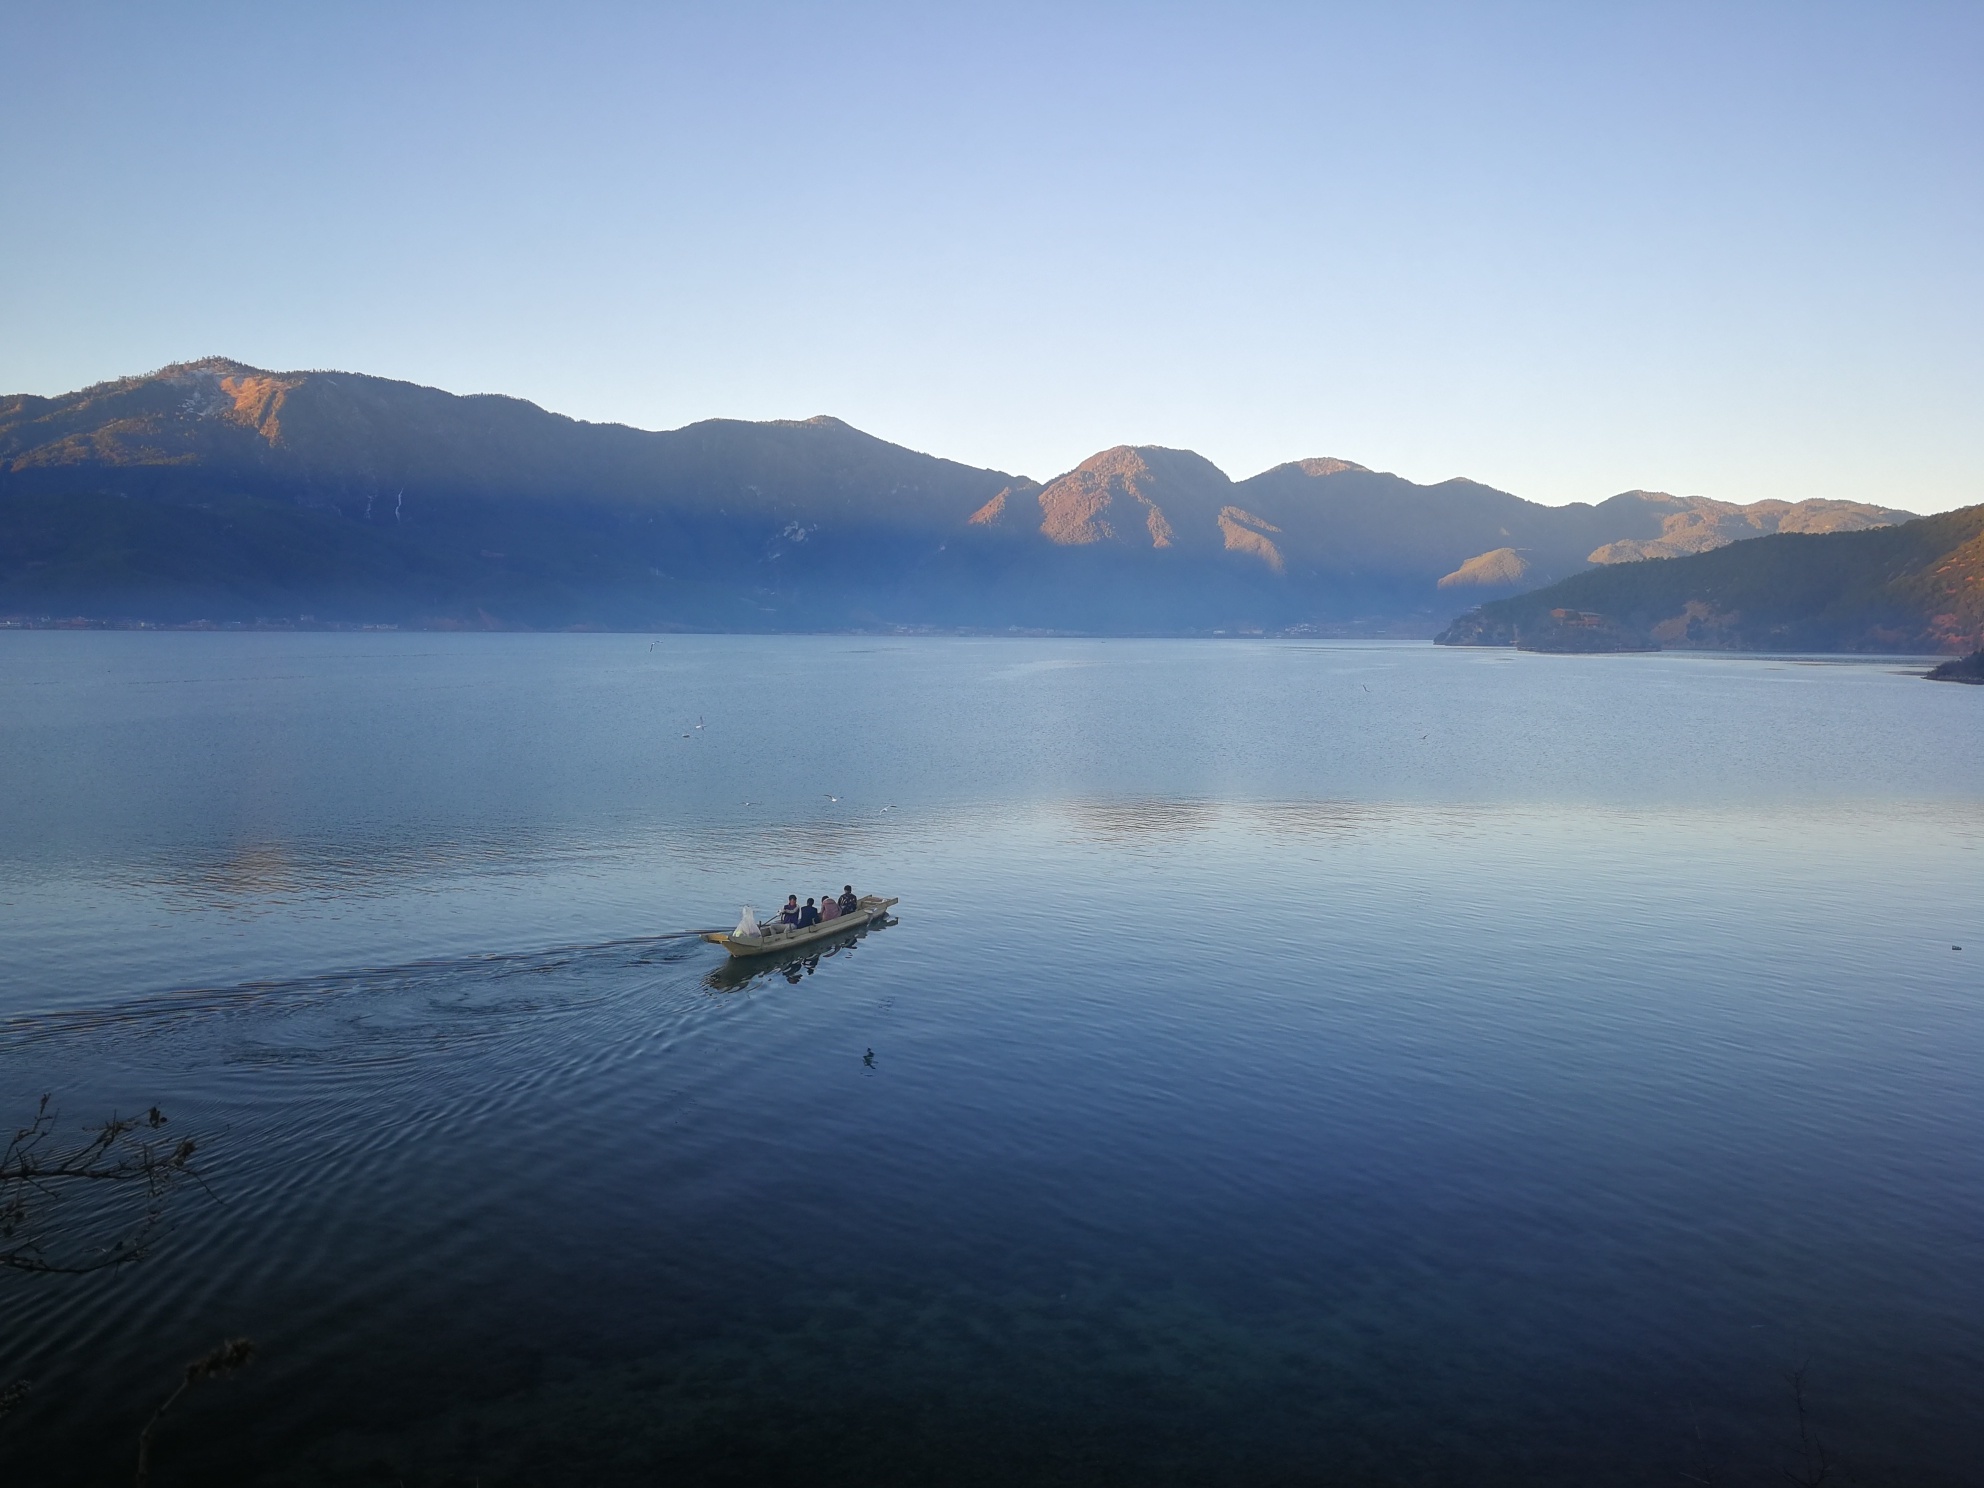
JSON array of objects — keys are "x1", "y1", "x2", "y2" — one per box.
[
  {"x1": 1436, "y1": 505, "x2": 1984, "y2": 654},
  {"x1": 0, "y1": 359, "x2": 1918, "y2": 633}
]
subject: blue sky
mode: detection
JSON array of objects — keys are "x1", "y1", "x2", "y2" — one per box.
[{"x1": 3, "y1": 2, "x2": 1978, "y2": 508}]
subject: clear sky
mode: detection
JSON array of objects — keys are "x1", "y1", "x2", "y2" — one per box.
[{"x1": 2, "y1": 2, "x2": 1978, "y2": 509}]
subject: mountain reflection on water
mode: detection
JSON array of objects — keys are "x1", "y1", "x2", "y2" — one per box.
[{"x1": 1, "y1": 634, "x2": 1980, "y2": 1487}]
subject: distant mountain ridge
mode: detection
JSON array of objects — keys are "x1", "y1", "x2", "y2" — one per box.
[
  {"x1": 1583, "y1": 491, "x2": 1910, "y2": 563},
  {"x1": 0, "y1": 358, "x2": 1921, "y2": 634},
  {"x1": 1436, "y1": 504, "x2": 1984, "y2": 654}
]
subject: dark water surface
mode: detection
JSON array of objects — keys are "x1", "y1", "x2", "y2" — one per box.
[{"x1": 2, "y1": 634, "x2": 1980, "y2": 1486}]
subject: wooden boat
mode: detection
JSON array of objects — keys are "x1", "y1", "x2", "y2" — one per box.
[{"x1": 703, "y1": 896, "x2": 898, "y2": 958}]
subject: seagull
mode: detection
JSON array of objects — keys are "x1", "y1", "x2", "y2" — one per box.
[
  {"x1": 694, "y1": 716, "x2": 704, "y2": 730},
  {"x1": 824, "y1": 793, "x2": 840, "y2": 803}
]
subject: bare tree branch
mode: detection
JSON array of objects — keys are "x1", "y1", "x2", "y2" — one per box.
[
  {"x1": 2, "y1": 1096, "x2": 206, "y2": 1274},
  {"x1": 133, "y1": 1337, "x2": 256, "y2": 1488},
  {"x1": 1782, "y1": 1363, "x2": 1835, "y2": 1487}
]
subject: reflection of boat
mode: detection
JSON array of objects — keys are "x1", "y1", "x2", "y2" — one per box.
[
  {"x1": 702, "y1": 915, "x2": 888, "y2": 991},
  {"x1": 702, "y1": 896, "x2": 899, "y2": 958}
]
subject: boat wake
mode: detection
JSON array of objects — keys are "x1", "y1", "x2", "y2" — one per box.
[{"x1": 0, "y1": 927, "x2": 731, "y2": 1048}]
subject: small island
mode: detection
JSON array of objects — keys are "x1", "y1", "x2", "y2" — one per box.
[{"x1": 1926, "y1": 648, "x2": 1984, "y2": 684}]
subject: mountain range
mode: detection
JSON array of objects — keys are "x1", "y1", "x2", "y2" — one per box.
[
  {"x1": 1436, "y1": 503, "x2": 1984, "y2": 654},
  {"x1": 0, "y1": 358, "x2": 1922, "y2": 635}
]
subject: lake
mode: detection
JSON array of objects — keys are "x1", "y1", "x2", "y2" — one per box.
[{"x1": 2, "y1": 633, "x2": 1979, "y2": 1486}]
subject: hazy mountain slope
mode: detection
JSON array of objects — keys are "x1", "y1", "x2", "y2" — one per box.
[
  {"x1": 1585, "y1": 492, "x2": 1914, "y2": 563},
  {"x1": 0, "y1": 359, "x2": 1030, "y2": 629},
  {"x1": 959, "y1": 444, "x2": 1917, "y2": 628},
  {"x1": 0, "y1": 359, "x2": 1926, "y2": 633},
  {"x1": 1237, "y1": 466, "x2": 1631, "y2": 587},
  {"x1": 0, "y1": 359, "x2": 1013, "y2": 529},
  {"x1": 1435, "y1": 504, "x2": 1984, "y2": 653}
]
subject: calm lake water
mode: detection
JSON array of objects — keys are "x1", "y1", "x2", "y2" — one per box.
[{"x1": 1, "y1": 634, "x2": 1980, "y2": 1486}]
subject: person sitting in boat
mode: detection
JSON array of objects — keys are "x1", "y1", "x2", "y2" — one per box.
[
  {"x1": 797, "y1": 897, "x2": 820, "y2": 928},
  {"x1": 818, "y1": 891, "x2": 842, "y2": 923},
  {"x1": 778, "y1": 895, "x2": 801, "y2": 926},
  {"x1": 838, "y1": 885, "x2": 858, "y2": 915}
]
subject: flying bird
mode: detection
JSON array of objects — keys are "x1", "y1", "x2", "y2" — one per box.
[{"x1": 824, "y1": 793, "x2": 840, "y2": 803}]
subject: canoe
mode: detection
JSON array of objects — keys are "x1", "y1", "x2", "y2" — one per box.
[{"x1": 703, "y1": 896, "x2": 899, "y2": 958}]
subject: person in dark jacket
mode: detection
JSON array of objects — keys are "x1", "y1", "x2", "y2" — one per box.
[
  {"x1": 838, "y1": 886, "x2": 858, "y2": 915},
  {"x1": 798, "y1": 898, "x2": 820, "y2": 928},
  {"x1": 778, "y1": 895, "x2": 800, "y2": 926}
]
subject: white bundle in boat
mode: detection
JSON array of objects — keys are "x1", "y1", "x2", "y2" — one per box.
[{"x1": 734, "y1": 906, "x2": 761, "y2": 938}]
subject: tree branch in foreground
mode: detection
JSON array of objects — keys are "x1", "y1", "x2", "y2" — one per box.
[
  {"x1": 133, "y1": 1337, "x2": 257, "y2": 1488},
  {"x1": 1, "y1": 1095, "x2": 206, "y2": 1274}
]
